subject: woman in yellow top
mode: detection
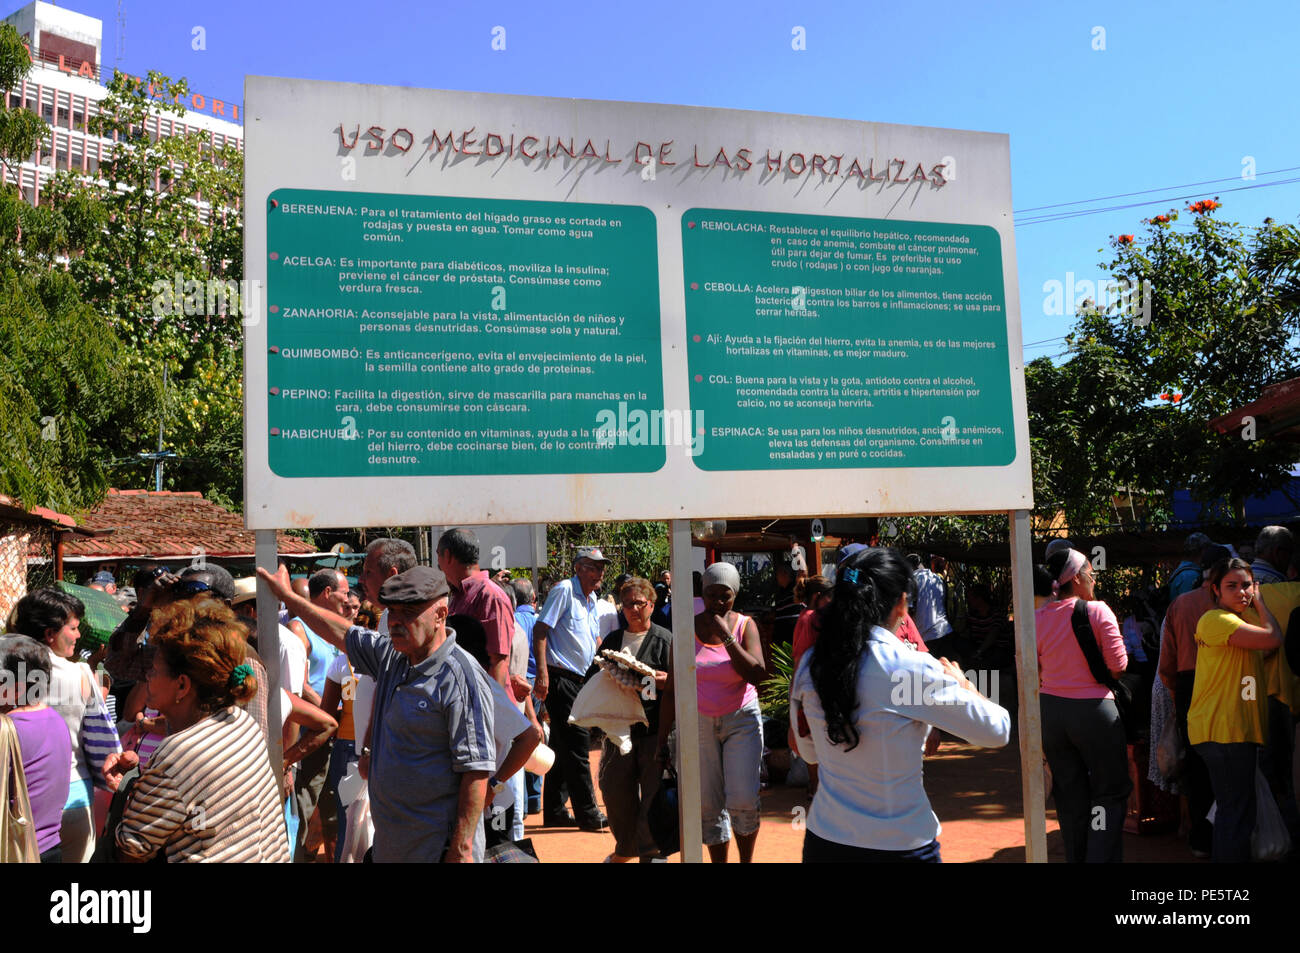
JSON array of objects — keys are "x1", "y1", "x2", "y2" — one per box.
[{"x1": 1189, "y1": 557, "x2": 1282, "y2": 863}]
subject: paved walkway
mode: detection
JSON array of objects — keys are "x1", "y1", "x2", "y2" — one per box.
[{"x1": 522, "y1": 735, "x2": 1204, "y2": 863}]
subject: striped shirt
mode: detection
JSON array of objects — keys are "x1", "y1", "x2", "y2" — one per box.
[
  {"x1": 48, "y1": 656, "x2": 120, "y2": 808},
  {"x1": 116, "y1": 706, "x2": 290, "y2": 863}
]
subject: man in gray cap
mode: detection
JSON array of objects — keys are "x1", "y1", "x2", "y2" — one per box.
[
  {"x1": 258, "y1": 563, "x2": 496, "y2": 862},
  {"x1": 532, "y1": 545, "x2": 610, "y2": 830}
]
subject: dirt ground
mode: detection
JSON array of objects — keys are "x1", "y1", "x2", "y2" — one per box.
[{"x1": 518, "y1": 733, "x2": 1204, "y2": 863}]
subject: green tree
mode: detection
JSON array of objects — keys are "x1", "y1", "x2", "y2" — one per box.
[
  {"x1": 46, "y1": 69, "x2": 247, "y2": 505},
  {"x1": 0, "y1": 24, "x2": 161, "y2": 511},
  {"x1": 546, "y1": 522, "x2": 670, "y2": 581},
  {"x1": 1062, "y1": 202, "x2": 1299, "y2": 521},
  {"x1": 0, "y1": 268, "x2": 161, "y2": 511}
]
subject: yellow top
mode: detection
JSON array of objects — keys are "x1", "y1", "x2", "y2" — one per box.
[
  {"x1": 1248, "y1": 583, "x2": 1300, "y2": 713},
  {"x1": 1187, "y1": 609, "x2": 1267, "y2": 746}
]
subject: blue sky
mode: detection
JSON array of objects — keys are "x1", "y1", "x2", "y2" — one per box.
[{"x1": 35, "y1": 0, "x2": 1300, "y2": 361}]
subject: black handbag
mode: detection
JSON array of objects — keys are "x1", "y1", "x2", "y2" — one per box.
[
  {"x1": 647, "y1": 765, "x2": 680, "y2": 857},
  {"x1": 1068, "y1": 600, "x2": 1138, "y2": 741},
  {"x1": 90, "y1": 764, "x2": 166, "y2": 864}
]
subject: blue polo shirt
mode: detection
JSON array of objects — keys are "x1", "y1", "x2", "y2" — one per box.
[
  {"x1": 345, "y1": 624, "x2": 496, "y2": 862},
  {"x1": 515, "y1": 604, "x2": 538, "y2": 680},
  {"x1": 537, "y1": 576, "x2": 601, "y2": 676}
]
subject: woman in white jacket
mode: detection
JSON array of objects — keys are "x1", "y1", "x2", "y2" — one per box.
[{"x1": 790, "y1": 548, "x2": 1010, "y2": 862}]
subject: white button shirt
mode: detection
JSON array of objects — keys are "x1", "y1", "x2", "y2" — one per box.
[{"x1": 791, "y1": 625, "x2": 1010, "y2": 851}]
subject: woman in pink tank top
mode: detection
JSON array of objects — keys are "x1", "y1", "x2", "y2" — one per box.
[{"x1": 658, "y1": 562, "x2": 767, "y2": 862}]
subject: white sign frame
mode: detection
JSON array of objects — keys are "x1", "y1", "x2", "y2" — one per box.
[{"x1": 244, "y1": 76, "x2": 1031, "y2": 529}]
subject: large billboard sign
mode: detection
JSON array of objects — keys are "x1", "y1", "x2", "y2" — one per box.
[{"x1": 244, "y1": 78, "x2": 1031, "y2": 528}]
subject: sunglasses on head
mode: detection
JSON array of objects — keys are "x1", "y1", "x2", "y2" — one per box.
[{"x1": 177, "y1": 579, "x2": 214, "y2": 596}]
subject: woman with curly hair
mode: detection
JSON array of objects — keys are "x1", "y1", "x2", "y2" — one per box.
[
  {"x1": 9, "y1": 587, "x2": 120, "y2": 862},
  {"x1": 105, "y1": 598, "x2": 292, "y2": 862},
  {"x1": 790, "y1": 548, "x2": 1010, "y2": 862}
]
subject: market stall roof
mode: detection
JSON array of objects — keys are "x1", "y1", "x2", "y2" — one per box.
[
  {"x1": 38, "y1": 489, "x2": 321, "y2": 561},
  {"x1": 1210, "y1": 376, "x2": 1300, "y2": 442},
  {"x1": 0, "y1": 494, "x2": 93, "y2": 536}
]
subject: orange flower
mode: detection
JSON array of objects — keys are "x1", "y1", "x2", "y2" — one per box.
[
  {"x1": 1118, "y1": 234, "x2": 1134, "y2": 244},
  {"x1": 1188, "y1": 199, "x2": 1221, "y2": 214},
  {"x1": 1152, "y1": 214, "x2": 1170, "y2": 224}
]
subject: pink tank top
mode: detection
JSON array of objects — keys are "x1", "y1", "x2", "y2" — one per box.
[{"x1": 696, "y1": 614, "x2": 758, "y2": 718}]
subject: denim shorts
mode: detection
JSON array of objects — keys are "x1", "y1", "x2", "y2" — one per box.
[{"x1": 698, "y1": 697, "x2": 763, "y2": 845}]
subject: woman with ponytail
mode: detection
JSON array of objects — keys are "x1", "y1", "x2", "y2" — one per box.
[
  {"x1": 105, "y1": 598, "x2": 290, "y2": 862},
  {"x1": 790, "y1": 548, "x2": 1010, "y2": 862},
  {"x1": 1035, "y1": 547, "x2": 1131, "y2": 863}
]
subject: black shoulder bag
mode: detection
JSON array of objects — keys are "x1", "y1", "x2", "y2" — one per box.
[{"x1": 1068, "y1": 600, "x2": 1137, "y2": 741}]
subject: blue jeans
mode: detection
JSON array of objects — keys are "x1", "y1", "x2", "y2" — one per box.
[
  {"x1": 1195, "y1": 741, "x2": 1258, "y2": 863},
  {"x1": 326, "y1": 739, "x2": 357, "y2": 863},
  {"x1": 697, "y1": 698, "x2": 763, "y2": 846}
]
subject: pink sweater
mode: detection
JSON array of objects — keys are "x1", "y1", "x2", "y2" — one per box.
[{"x1": 1034, "y1": 597, "x2": 1127, "y2": 699}]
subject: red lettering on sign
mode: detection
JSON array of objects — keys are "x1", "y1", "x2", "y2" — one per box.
[
  {"x1": 657, "y1": 140, "x2": 675, "y2": 166},
  {"x1": 603, "y1": 139, "x2": 620, "y2": 163},
  {"x1": 459, "y1": 127, "x2": 480, "y2": 155},
  {"x1": 484, "y1": 133, "x2": 505, "y2": 156},
  {"x1": 337, "y1": 124, "x2": 360, "y2": 150},
  {"x1": 365, "y1": 126, "x2": 385, "y2": 151},
  {"x1": 431, "y1": 129, "x2": 456, "y2": 153},
  {"x1": 909, "y1": 162, "x2": 928, "y2": 183},
  {"x1": 734, "y1": 147, "x2": 753, "y2": 172},
  {"x1": 765, "y1": 150, "x2": 782, "y2": 172},
  {"x1": 846, "y1": 158, "x2": 866, "y2": 179},
  {"x1": 212, "y1": 99, "x2": 226, "y2": 116},
  {"x1": 519, "y1": 135, "x2": 539, "y2": 158},
  {"x1": 929, "y1": 163, "x2": 948, "y2": 186},
  {"x1": 891, "y1": 157, "x2": 908, "y2": 183},
  {"x1": 191, "y1": 93, "x2": 205, "y2": 111},
  {"x1": 390, "y1": 128, "x2": 414, "y2": 152},
  {"x1": 787, "y1": 153, "x2": 806, "y2": 174}
]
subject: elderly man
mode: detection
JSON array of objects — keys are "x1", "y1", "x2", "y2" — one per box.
[
  {"x1": 438, "y1": 528, "x2": 515, "y2": 688},
  {"x1": 1253, "y1": 526, "x2": 1294, "y2": 585},
  {"x1": 533, "y1": 546, "x2": 610, "y2": 831},
  {"x1": 259, "y1": 563, "x2": 496, "y2": 862},
  {"x1": 359, "y1": 538, "x2": 418, "y2": 635}
]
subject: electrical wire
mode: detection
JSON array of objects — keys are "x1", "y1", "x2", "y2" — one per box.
[
  {"x1": 1013, "y1": 166, "x2": 1300, "y2": 215},
  {"x1": 1016, "y1": 176, "x2": 1300, "y2": 227}
]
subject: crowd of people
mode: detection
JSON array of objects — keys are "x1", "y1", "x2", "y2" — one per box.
[{"x1": 3, "y1": 523, "x2": 1296, "y2": 864}]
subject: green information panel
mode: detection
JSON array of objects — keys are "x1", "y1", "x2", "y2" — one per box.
[
  {"x1": 682, "y1": 209, "x2": 1015, "y2": 471},
  {"x1": 266, "y1": 190, "x2": 662, "y2": 476}
]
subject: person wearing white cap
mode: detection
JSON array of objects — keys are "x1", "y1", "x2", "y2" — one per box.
[{"x1": 657, "y1": 561, "x2": 767, "y2": 862}]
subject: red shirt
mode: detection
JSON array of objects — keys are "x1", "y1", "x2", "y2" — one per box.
[
  {"x1": 449, "y1": 569, "x2": 515, "y2": 659},
  {"x1": 792, "y1": 608, "x2": 929, "y2": 669},
  {"x1": 1159, "y1": 586, "x2": 1217, "y2": 691}
]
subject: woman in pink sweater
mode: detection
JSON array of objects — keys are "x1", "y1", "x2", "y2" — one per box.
[{"x1": 1034, "y1": 548, "x2": 1131, "y2": 862}]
